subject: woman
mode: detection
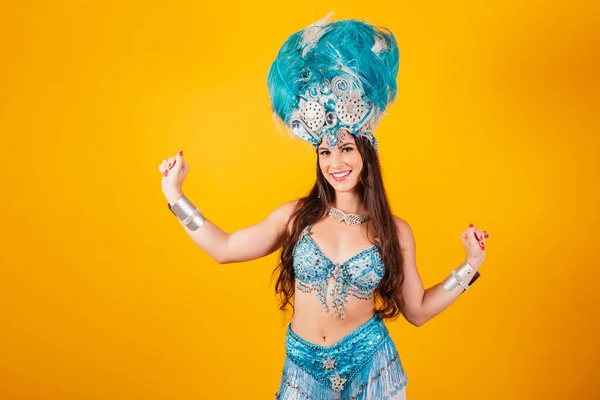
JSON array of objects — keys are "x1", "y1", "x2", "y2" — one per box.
[{"x1": 157, "y1": 16, "x2": 488, "y2": 400}]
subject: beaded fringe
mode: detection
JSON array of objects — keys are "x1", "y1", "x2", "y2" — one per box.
[{"x1": 275, "y1": 338, "x2": 408, "y2": 400}]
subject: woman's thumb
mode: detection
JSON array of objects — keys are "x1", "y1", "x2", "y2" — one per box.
[
  {"x1": 467, "y1": 224, "x2": 477, "y2": 242},
  {"x1": 174, "y1": 150, "x2": 183, "y2": 169}
]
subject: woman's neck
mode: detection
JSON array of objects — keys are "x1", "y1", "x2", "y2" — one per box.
[{"x1": 331, "y1": 190, "x2": 367, "y2": 215}]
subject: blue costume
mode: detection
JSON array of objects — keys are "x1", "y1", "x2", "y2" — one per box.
[
  {"x1": 275, "y1": 225, "x2": 409, "y2": 399},
  {"x1": 294, "y1": 224, "x2": 384, "y2": 320}
]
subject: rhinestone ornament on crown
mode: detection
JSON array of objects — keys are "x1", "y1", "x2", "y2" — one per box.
[{"x1": 289, "y1": 76, "x2": 377, "y2": 149}]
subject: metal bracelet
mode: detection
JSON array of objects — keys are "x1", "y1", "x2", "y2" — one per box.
[
  {"x1": 442, "y1": 261, "x2": 474, "y2": 291},
  {"x1": 180, "y1": 210, "x2": 206, "y2": 231},
  {"x1": 451, "y1": 270, "x2": 470, "y2": 290},
  {"x1": 442, "y1": 272, "x2": 459, "y2": 291},
  {"x1": 455, "y1": 261, "x2": 474, "y2": 280},
  {"x1": 167, "y1": 194, "x2": 206, "y2": 231}
]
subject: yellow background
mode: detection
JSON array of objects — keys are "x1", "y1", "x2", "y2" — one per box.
[{"x1": 1, "y1": 1, "x2": 599, "y2": 399}]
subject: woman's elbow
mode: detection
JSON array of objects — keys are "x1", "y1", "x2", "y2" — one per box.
[
  {"x1": 215, "y1": 252, "x2": 243, "y2": 264},
  {"x1": 403, "y1": 311, "x2": 427, "y2": 327},
  {"x1": 209, "y1": 250, "x2": 228, "y2": 264},
  {"x1": 209, "y1": 245, "x2": 232, "y2": 264},
  {"x1": 215, "y1": 255, "x2": 230, "y2": 264},
  {"x1": 410, "y1": 317, "x2": 427, "y2": 327}
]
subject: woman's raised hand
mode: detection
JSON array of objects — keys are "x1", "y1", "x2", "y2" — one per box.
[
  {"x1": 460, "y1": 223, "x2": 489, "y2": 269},
  {"x1": 158, "y1": 150, "x2": 189, "y2": 205}
]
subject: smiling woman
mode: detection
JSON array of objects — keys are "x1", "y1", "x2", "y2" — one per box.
[{"x1": 158, "y1": 13, "x2": 489, "y2": 400}]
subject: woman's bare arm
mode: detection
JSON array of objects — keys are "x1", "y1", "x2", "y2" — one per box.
[
  {"x1": 178, "y1": 199, "x2": 298, "y2": 264},
  {"x1": 159, "y1": 151, "x2": 299, "y2": 265},
  {"x1": 394, "y1": 216, "x2": 485, "y2": 326}
]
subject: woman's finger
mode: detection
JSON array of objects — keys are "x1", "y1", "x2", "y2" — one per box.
[
  {"x1": 474, "y1": 227, "x2": 485, "y2": 242},
  {"x1": 471, "y1": 226, "x2": 487, "y2": 250},
  {"x1": 167, "y1": 156, "x2": 176, "y2": 170},
  {"x1": 461, "y1": 229, "x2": 469, "y2": 241},
  {"x1": 159, "y1": 159, "x2": 168, "y2": 174},
  {"x1": 163, "y1": 159, "x2": 171, "y2": 177},
  {"x1": 173, "y1": 151, "x2": 183, "y2": 169},
  {"x1": 467, "y1": 224, "x2": 478, "y2": 242}
]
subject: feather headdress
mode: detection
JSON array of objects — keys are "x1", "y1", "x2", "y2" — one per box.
[{"x1": 267, "y1": 14, "x2": 400, "y2": 151}]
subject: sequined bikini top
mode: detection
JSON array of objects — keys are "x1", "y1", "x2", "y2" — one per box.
[{"x1": 293, "y1": 224, "x2": 385, "y2": 320}]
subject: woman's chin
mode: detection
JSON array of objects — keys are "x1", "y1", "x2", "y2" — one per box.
[{"x1": 328, "y1": 179, "x2": 360, "y2": 193}]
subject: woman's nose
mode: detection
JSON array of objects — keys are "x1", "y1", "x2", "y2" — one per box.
[{"x1": 331, "y1": 150, "x2": 344, "y2": 167}]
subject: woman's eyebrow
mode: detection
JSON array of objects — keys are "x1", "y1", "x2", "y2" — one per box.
[{"x1": 317, "y1": 142, "x2": 353, "y2": 151}]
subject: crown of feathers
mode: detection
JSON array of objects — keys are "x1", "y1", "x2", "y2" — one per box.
[{"x1": 267, "y1": 13, "x2": 400, "y2": 153}]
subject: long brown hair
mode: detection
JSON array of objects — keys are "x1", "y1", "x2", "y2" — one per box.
[{"x1": 272, "y1": 135, "x2": 405, "y2": 320}]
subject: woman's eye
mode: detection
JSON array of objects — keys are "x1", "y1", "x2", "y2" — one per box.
[
  {"x1": 342, "y1": 147, "x2": 353, "y2": 152},
  {"x1": 319, "y1": 151, "x2": 330, "y2": 156}
]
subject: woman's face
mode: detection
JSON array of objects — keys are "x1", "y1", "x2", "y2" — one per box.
[{"x1": 318, "y1": 131, "x2": 363, "y2": 193}]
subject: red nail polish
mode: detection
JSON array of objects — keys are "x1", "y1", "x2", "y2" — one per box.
[
  {"x1": 178, "y1": 151, "x2": 183, "y2": 156},
  {"x1": 484, "y1": 233, "x2": 489, "y2": 238},
  {"x1": 469, "y1": 223, "x2": 473, "y2": 228}
]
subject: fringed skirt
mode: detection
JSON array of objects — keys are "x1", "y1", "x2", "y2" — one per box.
[{"x1": 275, "y1": 314, "x2": 408, "y2": 400}]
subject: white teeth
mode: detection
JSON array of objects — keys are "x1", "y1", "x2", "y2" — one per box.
[{"x1": 332, "y1": 171, "x2": 351, "y2": 178}]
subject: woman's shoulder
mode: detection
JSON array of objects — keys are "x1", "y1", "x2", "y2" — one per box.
[
  {"x1": 391, "y1": 214, "x2": 409, "y2": 228},
  {"x1": 269, "y1": 199, "x2": 302, "y2": 236},
  {"x1": 274, "y1": 199, "x2": 301, "y2": 215},
  {"x1": 268, "y1": 199, "x2": 301, "y2": 225},
  {"x1": 391, "y1": 214, "x2": 415, "y2": 248}
]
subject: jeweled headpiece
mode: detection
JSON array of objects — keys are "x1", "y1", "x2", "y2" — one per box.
[
  {"x1": 267, "y1": 14, "x2": 400, "y2": 153},
  {"x1": 290, "y1": 76, "x2": 377, "y2": 148}
]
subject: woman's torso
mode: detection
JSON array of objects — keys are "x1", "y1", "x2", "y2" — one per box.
[{"x1": 289, "y1": 216, "x2": 385, "y2": 346}]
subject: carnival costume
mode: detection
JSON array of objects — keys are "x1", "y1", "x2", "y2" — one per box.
[{"x1": 267, "y1": 15, "x2": 409, "y2": 399}]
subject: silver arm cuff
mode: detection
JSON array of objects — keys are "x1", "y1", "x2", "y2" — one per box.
[
  {"x1": 452, "y1": 270, "x2": 470, "y2": 290},
  {"x1": 167, "y1": 194, "x2": 206, "y2": 231},
  {"x1": 442, "y1": 261, "x2": 474, "y2": 291}
]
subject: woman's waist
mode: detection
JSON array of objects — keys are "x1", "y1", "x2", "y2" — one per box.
[
  {"x1": 284, "y1": 312, "x2": 396, "y2": 390},
  {"x1": 289, "y1": 309, "x2": 387, "y2": 349}
]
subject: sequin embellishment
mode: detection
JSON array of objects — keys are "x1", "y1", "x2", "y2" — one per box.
[
  {"x1": 277, "y1": 314, "x2": 408, "y2": 399},
  {"x1": 293, "y1": 224, "x2": 385, "y2": 319},
  {"x1": 323, "y1": 356, "x2": 336, "y2": 370}
]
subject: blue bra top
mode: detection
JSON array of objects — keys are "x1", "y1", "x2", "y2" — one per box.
[{"x1": 292, "y1": 224, "x2": 385, "y2": 320}]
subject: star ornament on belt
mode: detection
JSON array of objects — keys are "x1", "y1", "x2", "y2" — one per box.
[
  {"x1": 323, "y1": 356, "x2": 337, "y2": 370},
  {"x1": 330, "y1": 373, "x2": 347, "y2": 389}
]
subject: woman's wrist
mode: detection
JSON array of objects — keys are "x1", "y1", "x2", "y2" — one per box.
[
  {"x1": 164, "y1": 190, "x2": 183, "y2": 206},
  {"x1": 466, "y1": 257, "x2": 483, "y2": 270}
]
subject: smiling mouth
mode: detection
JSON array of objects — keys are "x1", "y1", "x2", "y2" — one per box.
[{"x1": 331, "y1": 170, "x2": 352, "y2": 180}]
